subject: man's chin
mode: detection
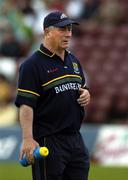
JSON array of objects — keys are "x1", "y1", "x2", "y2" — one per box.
[{"x1": 61, "y1": 44, "x2": 69, "y2": 49}]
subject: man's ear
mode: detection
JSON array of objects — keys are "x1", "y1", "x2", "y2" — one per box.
[
  {"x1": 44, "y1": 27, "x2": 53, "y2": 37},
  {"x1": 44, "y1": 28, "x2": 49, "y2": 35}
]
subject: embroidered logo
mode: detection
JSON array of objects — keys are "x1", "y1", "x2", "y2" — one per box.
[
  {"x1": 60, "y1": 13, "x2": 67, "y2": 19},
  {"x1": 47, "y1": 68, "x2": 59, "y2": 74},
  {"x1": 72, "y1": 63, "x2": 80, "y2": 74}
]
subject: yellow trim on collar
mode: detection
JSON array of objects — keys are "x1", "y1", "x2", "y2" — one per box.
[
  {"x1": 17, "y1": 88, "x2": 40, "y2": 96},
  {"x1": 42, "y1": 74, "x2": 82, "y2": 87},
  {"x1": 38, "y1": 49, "x2": 55, "y2": 57}
]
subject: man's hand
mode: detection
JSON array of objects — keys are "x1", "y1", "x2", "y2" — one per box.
[
  {"x1": 19, "y1": 137, "x2": 39, "y2": 164},
  {"x1": 77, "y1": 88, "x2": 90, "y2": 107}
]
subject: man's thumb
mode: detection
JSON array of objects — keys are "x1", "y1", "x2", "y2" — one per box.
[{"x1": 79, "y1": 87, "x2": 84, "y2": 94}]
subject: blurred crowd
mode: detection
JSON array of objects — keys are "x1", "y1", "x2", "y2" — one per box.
[{"x1": 0, "y1": 0, "x2": 128, "y2": 127}]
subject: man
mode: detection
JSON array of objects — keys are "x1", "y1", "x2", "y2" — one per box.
[{"x1": 15, "y1": 11, "x2": 90, "y2": 180}]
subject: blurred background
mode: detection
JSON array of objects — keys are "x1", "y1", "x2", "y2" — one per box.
[{"x1": 0, "y1": 0, "x2": 128, "y2": 180}]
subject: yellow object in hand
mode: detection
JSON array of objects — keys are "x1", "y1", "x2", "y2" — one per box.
[{"x1": 39, "y1": 147, "x2": 49, "y2": 157}]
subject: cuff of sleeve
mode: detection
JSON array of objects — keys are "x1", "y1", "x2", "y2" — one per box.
[{"x1": 15, "y1": 95, "x2": 37, "y2": 108}]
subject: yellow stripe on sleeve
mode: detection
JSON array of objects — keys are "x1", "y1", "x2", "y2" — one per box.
[{"x1": 17, "y1": 88, "x2": 40, "y2": 96}]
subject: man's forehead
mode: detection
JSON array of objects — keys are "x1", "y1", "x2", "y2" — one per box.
[{"x1": 47, "y1": 24, "x2": 73, "y2": 31}]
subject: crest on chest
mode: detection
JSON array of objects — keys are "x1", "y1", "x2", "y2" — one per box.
[{"x1": 72, "y1": 62, "x2": 80, "y2": 74}]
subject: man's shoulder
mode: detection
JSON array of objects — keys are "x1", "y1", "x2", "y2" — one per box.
[{"x1": 21, "y1": 50, "x2": 41, "y2": 66}]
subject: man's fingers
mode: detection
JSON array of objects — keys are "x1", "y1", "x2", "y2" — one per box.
[
  {"x1": 77, "y1": 96, "x2": 90, "y2": 103},
  {"x1": 78, "y1": 99, "x2": 89, "y2": 104},
  {"x1": 25, "y1": 150, "x2": 34, "y2": 164},
  {"x1": 77, "y1": 92, "x2": 90, "y2": 106},
  {"x1": 81, "y1": 101, "x2": 89, "y2": 106},
  {"x1": 77, "y1": 95, "x2": 88, "y2": 101},
  {"x1": 19, "y1": 151, "x2": 24, "y2": 160}
]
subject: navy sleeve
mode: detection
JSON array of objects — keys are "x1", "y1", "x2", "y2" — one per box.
[
  {"x1": 76, "y1": 59, "x2": 89, "y2": 88},
  {"x1": 15, "y1": 59, "x2": 41, "y2": 108}
]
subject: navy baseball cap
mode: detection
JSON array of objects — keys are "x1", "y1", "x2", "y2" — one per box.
[{"x1": 43, "y1": 11, "x2": 79, "y2": 29}]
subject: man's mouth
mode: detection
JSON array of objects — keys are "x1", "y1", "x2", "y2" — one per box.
[{"x1": 63, "y1": 40, "x2": 68, "y2": 43}]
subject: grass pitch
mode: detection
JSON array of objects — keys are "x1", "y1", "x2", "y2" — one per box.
[
  {"x1": 0, "y1": 163, "x2": 128, "y2": 180},
  {"x1": 0, "y1": 162, "x2": 31, "y2": 180},
  {"x1": 89, "y1": 164, "x2": 128, "y2": 180}
]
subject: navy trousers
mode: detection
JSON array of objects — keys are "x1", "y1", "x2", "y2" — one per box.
[{"x1": 32, "y1": 132, "x2": 90, "y2": 180}]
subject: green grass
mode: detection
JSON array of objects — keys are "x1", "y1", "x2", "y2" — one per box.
[
  {"x1": 0, "y1": 163, "x2": 128, "y2": 180},
  {"x1": 89, "y1": 164, "x2": 128, "y2": 180},
  {"x1": 0, "y1": 162, "x2": 32, "y2": 180}
]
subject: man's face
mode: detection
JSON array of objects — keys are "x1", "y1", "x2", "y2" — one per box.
[{"x1": 46, "y1": 25, "x2": 72, "y2": 50}]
